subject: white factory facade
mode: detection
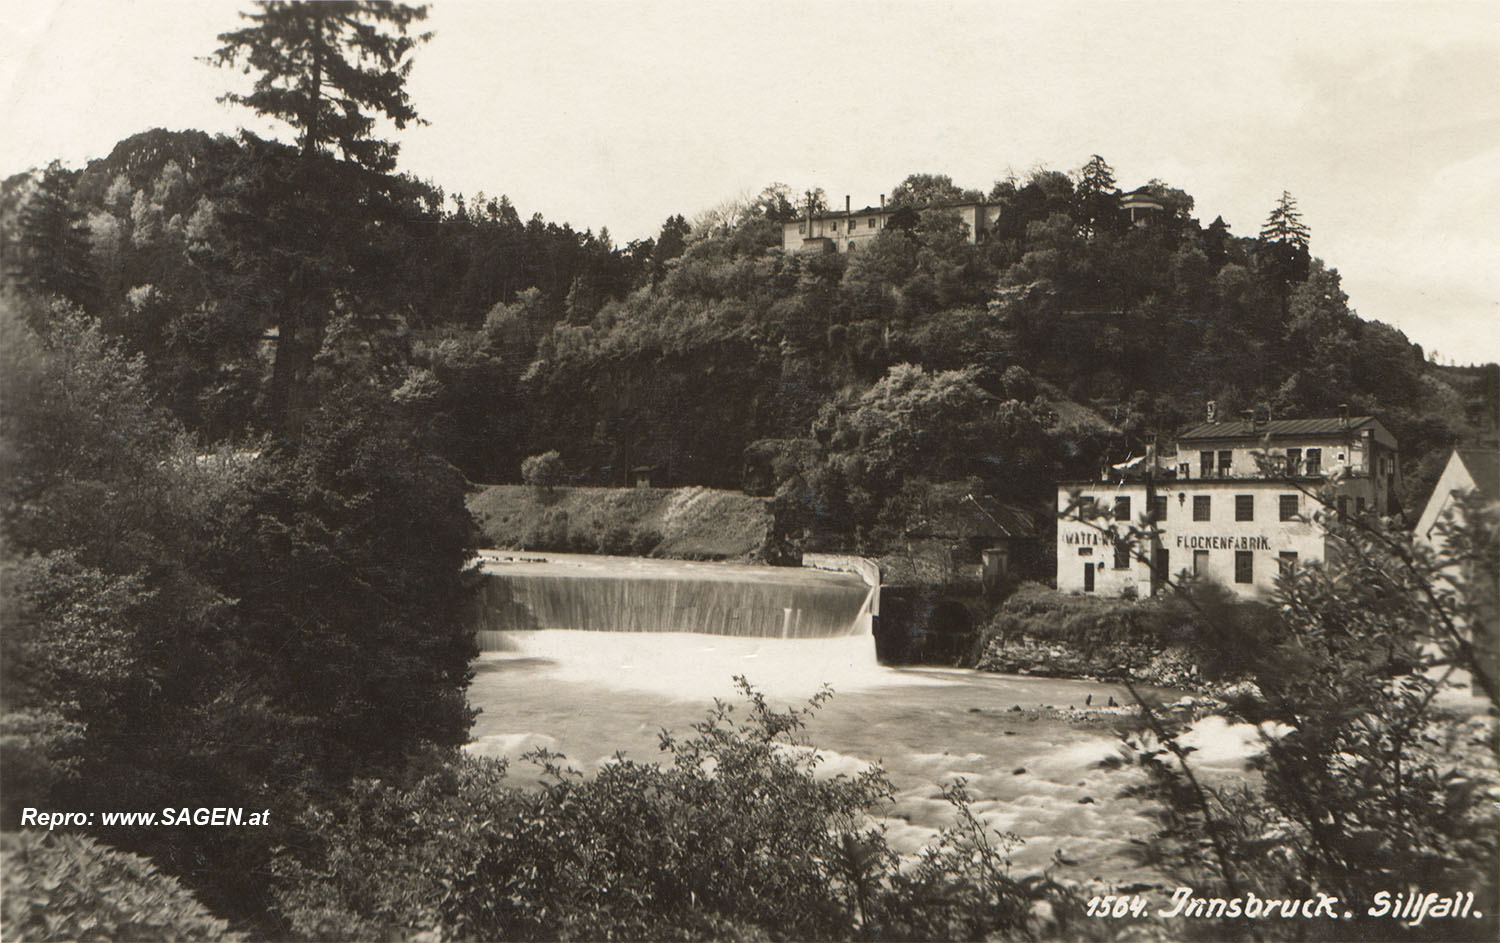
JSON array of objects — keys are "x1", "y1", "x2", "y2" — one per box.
[{"x1": 1057, "y1": 408, "x2": 1401, "y2": 599}]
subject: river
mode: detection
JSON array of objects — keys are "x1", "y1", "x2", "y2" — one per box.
[{"x1": 464, "y1": 553, "x2": 1259, "y2": 886}]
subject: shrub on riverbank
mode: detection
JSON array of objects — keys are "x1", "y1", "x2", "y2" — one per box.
[
  {"x1": 986, "y1": 582, "x2": 1193, "y2": 649},
  {"x1": 976, "y1": 581, "x2": 1274, "y2": 688},
  {"x1": 265, "y1": 681, "x2": 1085, "y2": 941}
]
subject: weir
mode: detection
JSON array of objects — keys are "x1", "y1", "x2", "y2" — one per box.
[{"x1": 474, "y1": 552, "x2": 878, "y2": 650}]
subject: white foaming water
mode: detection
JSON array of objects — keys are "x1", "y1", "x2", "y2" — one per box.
[{"x1": 491, "y1": 629, "x2": 918, "y2": 702}]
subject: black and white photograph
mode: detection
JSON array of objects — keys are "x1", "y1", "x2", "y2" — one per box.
[{"x1": 2, "y1": 1, "x2": 1496, "y2": 940}]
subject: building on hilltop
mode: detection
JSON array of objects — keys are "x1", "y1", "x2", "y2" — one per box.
[
  {"x1": 1119, "y1": 186, "x2": 1166, "y2": 225},
  {"x1": 779, "y1": 194, "x2": 1002, "y2": 254},
  {"x1": 783, "y1": 182, "x2": 1168, "y2": 253},
  {"x1": 1056, "y1": 403, "x2": 1401, "y2": 599}
]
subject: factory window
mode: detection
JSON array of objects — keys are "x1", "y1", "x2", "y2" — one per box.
[
  {"x1": 1235, "y1": 550, "x2": 1253, "y2": 584},
  {"x1": 1218, "y1": 451, "x2": 1232, "y2": 475},
  {"x1": 1235, "y1": 494, "x2": 1254, "y2": 521},
  {"x1": 1338, "y1": 496, "x2": 1349, "y2": 521},
  {"x1": 1152, "y1": 495, "x2": 1168, "y2": 522},
  {"x1": 798, "y1": 222, "x2": 806, "y2": 234},
  {"x1": 1114, "y1": 496, "x2": 1131, "y2": 522},
  {"x1": 1178, "y1": 462, "x2": 1190, "y2": 478},
  {"x1": 1356, "y1": 496, "x2": 1367, "y2": 515},
  {"x1": 848, "y1": 242, "x2": 856, "y2": 252},
  {"x1": 1287, "y1": 448, "x2": 1302, "y2": 474},
  {"x1": 867, "y1": 217, "x2": 876, "y2": 228},
  {"x1": 1278, "y1": 551, "x2": 1298, "y2": 575},
  {"x1": 1113, "y1": 537, "x2": 1131, "y2": 569},
  {"x1": 1199, "y1": 451, "x2": 1213, "y2": 477},
  {"x1": 1193, "y1": 549, "x2": 1209, "y2": 576},
  {"x1": 1306, "y1": 448, "x2": 1321, "y2": 476},
  {"x1": 1193, "y1": 495, "x2": 1211, "y2": 521},
  {"x1": 831, "y1": 221, "x2": 839, "y2": 232},
  {"x1": 1279, "y1": 494, "x2": 1298, "y2": 521}
]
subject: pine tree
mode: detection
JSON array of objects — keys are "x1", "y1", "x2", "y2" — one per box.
[
  {"x1": 1258, "y1": 190, "x2": 1311, "y2": 291},
  {"x1": 209, "y1": 1, "x2": 431, "y2": 173},
  {"x1": 207, "y1": 2, "x2": 433, "y2": 431},
  {"x1": 1074, "y1": 154, "x2": 1122, "y2": 238},
  {"x1": 7, "y1": 162, "x2": 94, "y2": 310},
  {"x1": 1259, "y1": 190, "x2": 1310, "y2": 250}
]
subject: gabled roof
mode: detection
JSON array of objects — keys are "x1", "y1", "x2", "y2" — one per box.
[
  {"x1": 1456, "y1": 449, "x2": 1500, "y2": 502},
  {"x1": 1178, "y1": 416, "x2": 1397, "y2": 450}
]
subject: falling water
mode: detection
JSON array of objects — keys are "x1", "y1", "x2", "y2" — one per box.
[{"x1": 474, "y1": 552, "x2": 875, "y2": 648}]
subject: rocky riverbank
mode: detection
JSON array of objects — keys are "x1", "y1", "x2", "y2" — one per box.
[{"x1": 976, "y1": 634, "x2": 1209, "y2": 690}]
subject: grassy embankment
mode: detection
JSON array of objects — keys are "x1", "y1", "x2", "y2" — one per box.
[
  {"x1": 468, "y1": 484, "x2": 774, "y2": 561},
  {"x1": 975, "y1": 582, "x2": 1215, "y2": 689}
]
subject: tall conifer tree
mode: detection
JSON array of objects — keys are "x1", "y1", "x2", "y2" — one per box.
[{"x1": 210, "y1": 1, "x2": 430, "y2": 173}]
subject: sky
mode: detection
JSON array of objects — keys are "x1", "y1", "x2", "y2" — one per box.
[{"x1": 3, "y1": 0, "x2": 1498, "y2": 362}]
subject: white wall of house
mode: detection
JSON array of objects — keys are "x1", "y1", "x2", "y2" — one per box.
[{"x1": 1057, "y1": 479, "x2": 1329, "y2": 599}]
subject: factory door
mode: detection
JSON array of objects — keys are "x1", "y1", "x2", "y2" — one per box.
[{"x1": 1083, "y1": 563, "x2": 1095, "y2": 592}]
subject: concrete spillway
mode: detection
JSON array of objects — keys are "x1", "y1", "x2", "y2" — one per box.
[{"x1": 474, "y1": 552, "x2": 877, "y2": 649}]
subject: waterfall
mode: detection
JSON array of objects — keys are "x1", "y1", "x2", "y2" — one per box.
[{"x1": 474, "y1": 553, "x2": 876, "y2": 651}]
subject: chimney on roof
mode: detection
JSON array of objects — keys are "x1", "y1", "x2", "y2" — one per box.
[
  {"x1": 1253, "y1": 404, "x2": 1270, "y2": 430},
  {"x1": 1206, "y1": 400, "x2": 1217, "y2": 423},
  {"x1": 845, "y1": 195, "x2": 851, "y2": 215},
  {"x1": 1338, "y1": 404, "x2": 1349, "y2": 430},
  {"x1": 879, "y1": 193, "x2": 885, "y2": 208}
]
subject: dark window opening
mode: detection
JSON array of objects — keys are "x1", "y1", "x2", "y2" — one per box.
[
  {"x1": 1278, "y1": 551, "x2": 1298, "y2": 575},
  {"x1": 1306, "y1": 448, "x2": 1321, "y2": 476},
  {"x1": 1235, "y1": 494, "x2": 1254, "y2": 521},
  {"x1": 1235, "y1": 551, "x2": 1253, "y2": 584},
  {"x1": 1279, "y1": 494, "x2": 1298, "y2": 521},
  {"x1": 1113, "y1": 537, "x2": 1131, "y2": 569},
  {"x1": 1287, "y1": 448, "x2": 1301, "y2": 474},
  {"x1": 1152, "y1": 495, "x2": 1168, "y2": 522},
  {"x1": 1193, "y1": 549, "x2": 1209, "y2": 576},
  {"x1": 1199, "y1": 451, "x2": 1213, "y2": 477},
  {"x1": 1193, "y1": 495, "x2": 1211, "y2": 521},
  {"x1": 1114, "y1": 496, "x2": 1131, "y2": 522},
  {"x1": 1218, "y1": 450, "x2": 1232, "y2": 475}
]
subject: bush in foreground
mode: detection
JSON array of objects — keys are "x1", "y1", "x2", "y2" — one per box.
[
  {"x1": 0, "y1": 831, "x2": 239, "y2": 942},
  {"x1": 267, "y1": 680, "x2": 1084, "y2": 941}
]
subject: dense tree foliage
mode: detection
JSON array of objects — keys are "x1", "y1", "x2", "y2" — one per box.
[
  {"x1": 0, "y1": 293, "x2": 477, "y2": 926},
  {"x1": 8, "y1": 142, "x2": 1488, "y2": 519}
]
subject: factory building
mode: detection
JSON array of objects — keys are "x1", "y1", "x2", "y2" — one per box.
[{"x1": 1056, "y1": 406, "x2": 1401, "y2": 599}]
